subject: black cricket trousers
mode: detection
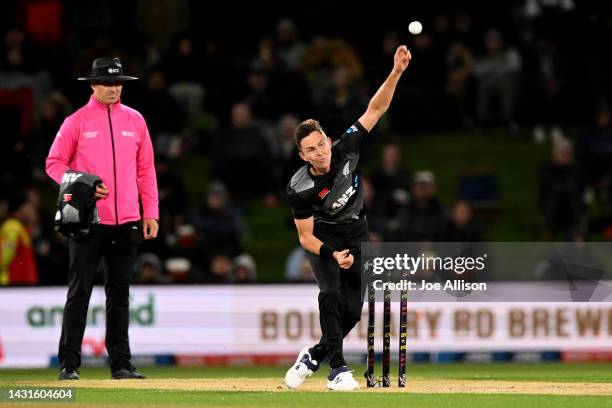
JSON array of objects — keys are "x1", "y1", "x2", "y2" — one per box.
[
  {"x1": 308, "y1": 219, "x2": 368, "y2": 369},
  {"x1": 58, "y1": 222, "x2": 141, "y2": 372}
]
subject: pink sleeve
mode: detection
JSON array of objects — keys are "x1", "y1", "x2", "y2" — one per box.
[
  {"x1": 45, "y1": 116, "x2": 77, "y2": 184},
  {"x1": 137, "y1": 121, "x2": 159, "y2": 220}
]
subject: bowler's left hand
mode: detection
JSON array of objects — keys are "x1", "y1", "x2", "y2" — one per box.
[
  {"x1": 143, "y1": 218, "x2": 159, "y2": 240},
  {"x1": 393, "y1": 45, "x2": 411, "y2": 74}
]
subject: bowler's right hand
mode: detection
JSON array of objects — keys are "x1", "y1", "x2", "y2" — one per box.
[
  {"x1": 334, "y1": 249, "x2": 354, "y2": 269},
  {"x1": 95, "y1": 182, "x2": 109, "y2": 200}
]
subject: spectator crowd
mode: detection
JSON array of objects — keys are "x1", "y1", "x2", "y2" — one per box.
[{"x1": 1, "y1": 1, "x2": 612, "y2": 284}]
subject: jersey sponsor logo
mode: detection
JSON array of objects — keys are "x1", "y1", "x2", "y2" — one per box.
[
  {"x1": 318, "y1": 187, "x2": 331, "y2": 199},
  {"x1": 63, "y1": 194, "x2": 73, "y2": 202},
  {"x1": 346, "y1": 125, "x2": 358, "y2": 134},
  {"x1": 83, "y1": 131, "x2": 98, "y2": 138},
  {"x1": 332, "y1": 185, "x2": 356, "y2": 210},
  {"x1": 342, "y1": 161, "x2": 350, "y2": 177},
  {"x1": 121, "y1": 130, "x2": 136, "y2": 137},
  {"x1": 61, "y1": 173, "x2": 83, "y2": 184}
]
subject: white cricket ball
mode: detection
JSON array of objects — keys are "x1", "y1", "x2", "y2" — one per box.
[{"x1": 409, "y1": 21, "x2": 422, "y2": 35}]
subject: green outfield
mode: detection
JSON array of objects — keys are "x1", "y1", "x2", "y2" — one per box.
[{"x1": 1, "y1": 363, "x2": 611, "y2": 407}]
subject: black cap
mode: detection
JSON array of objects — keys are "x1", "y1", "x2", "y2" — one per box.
[{"x1": 78, "y1": 57, "x2": 138, "y2": 82}]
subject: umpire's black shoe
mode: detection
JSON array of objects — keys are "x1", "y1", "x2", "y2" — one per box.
[
  {"x1": 111, "y1": 364, "x2": 146, "y2": 379},
  {"x1": 58, "y1": 368, "x2": 80, "y2": 380}
]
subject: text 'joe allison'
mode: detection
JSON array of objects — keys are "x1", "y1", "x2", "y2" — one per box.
[
  {"x1": 372, "y1": 279, "x2": 487, "y2": 291},
  {"x1": 370, "y1": 253, "x2": 489, "y2": 292}
]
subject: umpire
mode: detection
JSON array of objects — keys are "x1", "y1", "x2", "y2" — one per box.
[{"x1": 46, "y1": 58, "x2": 159, "y2": 380}]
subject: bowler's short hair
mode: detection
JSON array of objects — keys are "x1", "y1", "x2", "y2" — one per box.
[{"x1": 294, "y1": 119, "x2": 324, "y2": 150}]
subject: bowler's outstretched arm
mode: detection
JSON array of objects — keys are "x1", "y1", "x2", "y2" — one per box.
[{"x1": 358, "y1": 45, "x2": 411, "y2": 132}]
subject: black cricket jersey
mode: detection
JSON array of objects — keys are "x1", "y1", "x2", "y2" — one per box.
[{"x1": 287, "y1": 121, "x2": 368, "y2": 229}]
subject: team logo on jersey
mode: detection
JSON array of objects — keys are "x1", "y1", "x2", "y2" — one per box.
[
  {"x1": 342, "y1": 161, "x2": 350, "y2": 177},
  {"x1": 318, "y1": 187, "x2": 330, "y2": 199},
  {"x1": 63, "y1": 194, "x2": 73, "y2": 202},
  {"x1": 61, "y1": 173, "x2": 83, "y2": 184},
  {"x1": 332, "y1": 185, "x2": 356, "y2": 209},
  {"x1": 346, "y1": 125, "x2": 358, "y2": 134}
]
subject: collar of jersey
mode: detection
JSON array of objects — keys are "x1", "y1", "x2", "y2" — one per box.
[{"x1": 87, "y1": 94, "x2": 122, "y2": 112}]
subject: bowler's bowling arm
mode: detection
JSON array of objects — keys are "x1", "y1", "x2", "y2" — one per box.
[{"x1": 358, "y1": 45, "x2": 411, "y2": 132}]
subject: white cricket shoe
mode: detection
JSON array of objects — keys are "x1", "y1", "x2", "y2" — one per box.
[
  {"x1": 284, "y1": 346, "x2": 318, "y2": 390},
  {"x1": 327, "y1": 366, "x2": 360, "y2": 391}
]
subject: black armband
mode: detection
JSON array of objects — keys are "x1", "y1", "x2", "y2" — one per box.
[{"x1": 319, "y1": 243, "x2": 335, "y2": 260}]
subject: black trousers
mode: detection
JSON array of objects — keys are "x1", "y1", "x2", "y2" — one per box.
[
  {"x1": 308, "y1": 219, "x2": 368, "y2": 369},
  {"x1": 58, "y1": 222, "x2": 141, "y2": 372}
]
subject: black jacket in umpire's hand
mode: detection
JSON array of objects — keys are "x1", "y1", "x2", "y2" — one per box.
[{"x1": 55, "y1": 170, "x2": 102, "y2": 238}]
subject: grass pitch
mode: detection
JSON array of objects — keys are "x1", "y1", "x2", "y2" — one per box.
[{"x1": 0, "y1": 363, "x2": 611, "y2": 407}]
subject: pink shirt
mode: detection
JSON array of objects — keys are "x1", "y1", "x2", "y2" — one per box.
[{"x1": 46, "y1": 95, "x2": 159, "y2": 225}]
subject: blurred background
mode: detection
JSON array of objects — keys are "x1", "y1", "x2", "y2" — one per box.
[
  {"x1": 1, "y1": 0, "x2": 611, "y2": 370},
  {"x1": 1, "y1": 0, "x2": 612, "y2": 286}
]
